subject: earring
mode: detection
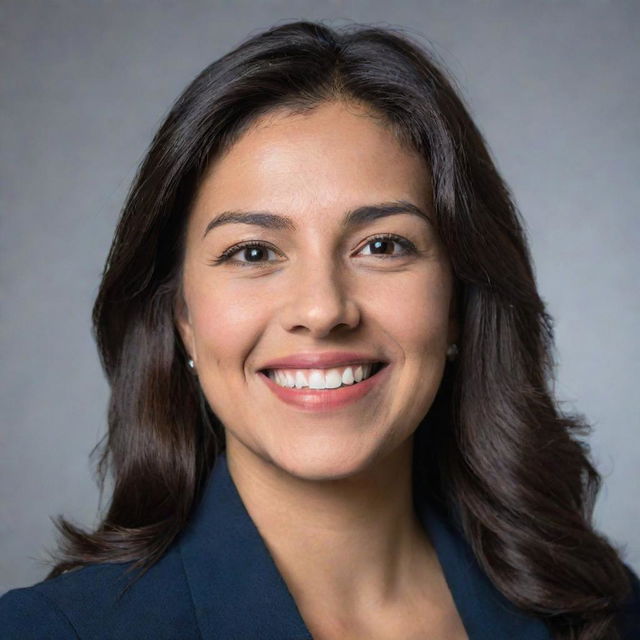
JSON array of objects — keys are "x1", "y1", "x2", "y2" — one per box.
[
  {"x1": 446, "y1": 343, "x2": 459, "y2": 362},
  {"x1": 188, "y1": 359, "x2": 195, "y2": 370}
]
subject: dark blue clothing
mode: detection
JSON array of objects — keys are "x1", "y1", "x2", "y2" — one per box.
[{"x1": 1, "y1": 452, "x2": 638, "y2": 639}]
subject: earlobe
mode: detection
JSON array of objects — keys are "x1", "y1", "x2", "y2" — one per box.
[{"x1": 448, "y1": 317, "x2": 460, "y2": 348}]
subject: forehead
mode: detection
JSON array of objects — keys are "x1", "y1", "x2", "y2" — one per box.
[{"x1": 189, "y1": 101, "x2": 432, "y2": 230}]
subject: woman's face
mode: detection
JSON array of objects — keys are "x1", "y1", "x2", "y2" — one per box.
[{"x1": 177, "y1": 101, "x2": 458, "y2": 480}]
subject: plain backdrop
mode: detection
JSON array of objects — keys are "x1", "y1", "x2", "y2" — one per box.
[{"x1": 1, "y1": 0, "x2": 638, "y2": 594}]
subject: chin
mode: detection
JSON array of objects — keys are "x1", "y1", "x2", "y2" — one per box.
[{"x1": 267, "y1": 440, "x2": 381, "y2": 483}]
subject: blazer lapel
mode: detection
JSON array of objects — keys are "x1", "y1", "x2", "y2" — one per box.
[
  {"x1": 178, "y1": 453, "x2": 311, "y2": 639},
  {"x1": 418, "y1": 498, "x2": 553, "y2": 639}
]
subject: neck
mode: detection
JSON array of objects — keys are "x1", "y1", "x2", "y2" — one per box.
[{"x1": 225, "y1": 438, "x2": 437, "y2": 619}]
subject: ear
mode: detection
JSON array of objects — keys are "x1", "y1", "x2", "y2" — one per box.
[{"x1": 174, "y1": 291, "x2": 197, "y2": 364}]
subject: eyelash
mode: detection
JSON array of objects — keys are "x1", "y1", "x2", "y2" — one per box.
[{"x1": 208, "y1": 233, "x2": 418, "y2": 268}]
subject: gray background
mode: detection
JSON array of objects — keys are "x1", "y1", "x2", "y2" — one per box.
[{"x1": 1, "y1": 1, "x2": 638, "y2": 594}]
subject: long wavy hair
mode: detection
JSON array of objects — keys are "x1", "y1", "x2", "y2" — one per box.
[{"x1": 45, "y1": 19, "x2": 634, "y2": 640}]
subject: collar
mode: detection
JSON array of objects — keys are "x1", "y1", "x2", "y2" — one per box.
[{"x1": 178, "y1": 452, "x2": 552, "y2": 639}]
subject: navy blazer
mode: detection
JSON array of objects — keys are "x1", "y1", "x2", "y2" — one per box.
[{"x1": 2, "y1": 451, "x2": 639, "y2": 639}]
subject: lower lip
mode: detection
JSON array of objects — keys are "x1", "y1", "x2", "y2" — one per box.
[{"x1": 258, "y1": 364, "x2": 392, "y2": 412}]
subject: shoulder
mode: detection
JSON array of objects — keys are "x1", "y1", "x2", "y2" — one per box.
[
  {"x1": 617, "y1": 563, "x2": 640, "y2": 638},
  {"x1": 0, "y1": 586, "x2": 79, "y2": 639},
  {"x1": 0, "y1": 562, "x2": 130, "y2": 640},
  {"x1": 0, "y1": 545, "x2": 199, "y2": 639}
]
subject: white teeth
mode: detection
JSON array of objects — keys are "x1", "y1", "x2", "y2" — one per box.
[
  {"x1": 267, "y1": 363, "x2": 378, "y2": 389},
  {"x1": 325, "y1": 369, "x2": 343, "y2": 388},
  {"x1": 341, "y1": 366, "x2": 355, "y2": 385},
  {"x1": 309, "y1": 370, "x2": 329, "y2": 389}
]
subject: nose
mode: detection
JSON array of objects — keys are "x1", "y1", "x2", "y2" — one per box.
[{"x1": 279, "y1": 255, "x2": 361, "y2": 339}]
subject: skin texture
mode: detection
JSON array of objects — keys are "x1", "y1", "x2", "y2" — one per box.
[{"x1": 176, "y1": 101, "x2": 466, "y2": 638}]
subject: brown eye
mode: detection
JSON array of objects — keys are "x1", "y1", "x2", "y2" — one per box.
[
  {"x1": 236, "y1": 246, "x2": 272, "y2": 262},
  {"x1": 358, "y1": 234, "x2": 417, "y2": 258},
  {"x1": 209, "y1": 241, "x2": 281, "y2": 267}
]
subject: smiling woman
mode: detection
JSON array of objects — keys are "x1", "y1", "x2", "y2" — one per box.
[
  {"x1": 175, "y1": 101, "x2": 457, "y2": 483},
  {"x1": 1, "y1": 19, "x2": 638, "y2": 640}
]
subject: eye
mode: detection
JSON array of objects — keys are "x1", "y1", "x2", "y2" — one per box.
[
  {"x1": 357, "y1": 233, "x2": 417, "y2": 258},
  {"x1": 208, "y1": 241, "x2": 281, "y2": 267}
]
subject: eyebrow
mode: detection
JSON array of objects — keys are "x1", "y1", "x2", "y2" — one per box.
[{"x1": 202, "y1": 200, "x2": 432, "y2": 238}]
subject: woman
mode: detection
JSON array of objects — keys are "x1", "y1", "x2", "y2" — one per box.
[{"x1": 1, "y1": 19, "x2": 638, "y2": 640}]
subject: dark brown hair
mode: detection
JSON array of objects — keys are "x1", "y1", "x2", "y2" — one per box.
[{"x1": 46, "y1": 19, "x2": 635, "y2": 639}]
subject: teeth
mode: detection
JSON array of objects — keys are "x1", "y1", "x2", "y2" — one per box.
[
  {"x1": 310, "y1": 369, "x2": 340, "y2": 389},
  {"x1": 268, "y1": 363, "x2": 379, "y2": 390},
  {"x1": 342, "y1": 366, "x2": 355, "y2": 385}
]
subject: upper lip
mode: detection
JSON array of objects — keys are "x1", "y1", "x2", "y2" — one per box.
[{"x1": 258, "y1": 351, "x2": 388, "y2": 371}]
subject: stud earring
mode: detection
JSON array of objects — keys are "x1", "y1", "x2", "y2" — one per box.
[
  {"x1": 188, "y1": 359, "x2": 195, "y2": 370},
  {"x1": 446, "y1": 343, "x2": 459, "y2": 362}
]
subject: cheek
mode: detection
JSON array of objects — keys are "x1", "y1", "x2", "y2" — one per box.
[
  {"x1": 368, "y1": 267, "x2": 452, "y2": 352},
  {"x1": 187, "y1": 277, "x2": 271, "y2": 371}
]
